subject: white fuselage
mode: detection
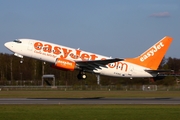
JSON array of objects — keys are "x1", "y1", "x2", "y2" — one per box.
[{"x1": 5, "y1": 39, "x2": 156, "y2": 78}]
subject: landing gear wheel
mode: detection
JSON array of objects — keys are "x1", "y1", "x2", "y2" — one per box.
[
  {"x1": 77, "y1": 71, "x2": 87, "y2": 80},
  {"x1": 81, "y1": 74, "x2": 87, "y2": 79}
]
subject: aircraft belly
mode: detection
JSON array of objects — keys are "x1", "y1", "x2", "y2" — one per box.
[
  {"x1": 131, "y1": 71, "x2": 154, "y2": 77},
  {"x1": 100, "y1": 68, "x2": 128, "y2": 77},
  {"x1": 99, "y1": 67, "x2": 155, "y2": 78}
]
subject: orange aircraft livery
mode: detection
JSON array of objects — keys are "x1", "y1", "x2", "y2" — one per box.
[{"x1": 4, "y1": 36, "x2": 173, "y2": 80}]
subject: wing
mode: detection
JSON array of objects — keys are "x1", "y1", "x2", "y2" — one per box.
[{"x1": 76, "y1": 58, "x2": 123, "y2": 71}]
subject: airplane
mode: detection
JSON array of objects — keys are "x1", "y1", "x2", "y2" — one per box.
[{"x1": 4, "y1": 36, "x2": 173, "y2": 81}]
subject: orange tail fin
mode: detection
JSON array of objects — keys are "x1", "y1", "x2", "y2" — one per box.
[{"x1": 125, "y1": 36, "x2": 173, "y2": 70}]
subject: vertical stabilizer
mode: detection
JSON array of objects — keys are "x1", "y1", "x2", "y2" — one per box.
[{"x1": 125, "y1": 36, "x2": 173, "y2": 70}]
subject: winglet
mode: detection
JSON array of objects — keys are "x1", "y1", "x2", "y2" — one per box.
[{"x1": 125, "y1": 36, "x2": 173, "y2": 70}]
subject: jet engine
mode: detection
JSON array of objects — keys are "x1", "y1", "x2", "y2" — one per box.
[{"x1": 52, "y1": 58, "x2": 77, "y2": 71}]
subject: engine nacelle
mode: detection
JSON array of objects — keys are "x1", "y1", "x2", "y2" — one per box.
[{"x1": 52, "y1": 58, "x2": 76, "y2": 71}]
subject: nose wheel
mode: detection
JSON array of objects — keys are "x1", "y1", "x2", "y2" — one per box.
[
  {"x1": 77, "y1": 71, "x2": 87, "y2": 80},
  {"x1": 20, "y1": 58, "x2": 23, "y2": 64}
]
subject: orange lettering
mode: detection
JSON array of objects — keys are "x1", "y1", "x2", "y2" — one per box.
[
  {"x1": 70, "y1": 49, "x2": 81, "y2": 59},
  {"x1": 43, "y1": 44, "x2": 52, "y2": 53},
  {"x1": 75, "y1": 49, "x2": 81, "y2": 59},
  {"x1": 81, "y1": 53, "x2": 90, "y2": 60},
  {"x1": 34, "y1": 42, "x2": 43, "y2": 50},
  {"x1": 70, "y1": 53, "x2": 75, "y2": 59},
  {"x1": 116, "y1": 62, "x2": 128, "y2": 71},
  {"x1": 53, "y1": 46, "x2": 61, "y2": 55},
  {"x1": 90, "y1": 54, "x2": 98, "y2": 60},
  {"x1": 34, "y1": 42, "x2": 99, "y2": 61},
  {"x1": 108, "y1": 62, "x2": 116, "y2": 68},
  {"x1": 60, "y1": 48, "x2": 72, "y2": 58}
]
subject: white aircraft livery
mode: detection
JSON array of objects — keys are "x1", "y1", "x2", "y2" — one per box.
[{"x1": 4, "y1": 36, "x2": 173, "y2": 80}]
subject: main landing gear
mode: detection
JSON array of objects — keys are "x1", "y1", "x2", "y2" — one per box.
[{"x1": 77, "y1": 71, "x2": 87, "y2": 80}]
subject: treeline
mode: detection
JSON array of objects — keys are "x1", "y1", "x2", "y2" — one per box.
[{"x1": 0, "y1": 53, "x2": 180, "y2": 86}]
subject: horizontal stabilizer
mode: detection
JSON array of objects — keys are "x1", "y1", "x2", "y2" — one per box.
[{"x1": 145, "y1": 69, "x2": 173, "y2": 73}]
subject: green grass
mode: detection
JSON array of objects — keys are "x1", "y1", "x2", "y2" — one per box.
[
  {"x1": 0, "y1": 91, "x2": 180, "y2": 98},
  {"x1": 0, "y1": 105, "x2": 180, "y2": 120},
  {"x1": 1, "y1": 91, "x2": 180, "y2": 120}
]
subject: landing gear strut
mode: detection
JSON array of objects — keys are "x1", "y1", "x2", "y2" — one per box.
[{"x1": 77, "y1": 71, "x2": 87, "y2": 80}]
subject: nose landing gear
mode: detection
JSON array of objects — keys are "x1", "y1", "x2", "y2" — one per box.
[{"x1": 77, "y1": 71, "x2": 87, "y2": 80}]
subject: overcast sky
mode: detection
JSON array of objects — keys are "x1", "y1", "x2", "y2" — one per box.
[{"x1": 0, "y1": 0, "x2": 179, "y2": 58}]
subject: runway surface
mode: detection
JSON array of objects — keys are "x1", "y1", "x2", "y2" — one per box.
[{"x1": 0, "y1": 98, "x2": 180, "y2": 104}]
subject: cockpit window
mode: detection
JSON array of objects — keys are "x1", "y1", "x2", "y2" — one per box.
[{"x1": 13, "y1": 39, "x2": 22, "y2": 43}]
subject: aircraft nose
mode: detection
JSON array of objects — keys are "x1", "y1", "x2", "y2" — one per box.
[{"x1": 4, "y1": 42, "x2": 13, "y2": 50}]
